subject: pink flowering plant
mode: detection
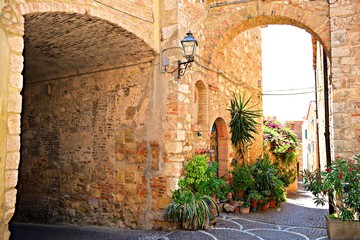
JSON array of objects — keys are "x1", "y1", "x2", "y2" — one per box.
[{"x1": 303, "y1": 155, "x2": 360, "y2": 221}]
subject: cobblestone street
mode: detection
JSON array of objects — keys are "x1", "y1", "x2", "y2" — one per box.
[{"x1": 10, "y1": 182, "x2": 329, "y2": 240}]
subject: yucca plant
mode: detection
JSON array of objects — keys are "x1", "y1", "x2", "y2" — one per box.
[
  {"x1": 163, "y1": 189, "x2": 219, "y2": 230},
  {"x1": 227, "y1": 93, "x2": 261, "y2": 164}
]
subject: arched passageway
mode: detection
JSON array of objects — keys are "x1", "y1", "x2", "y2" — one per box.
[{"x1": 14, "y1": 11, "x2": 156, "y2": 228}]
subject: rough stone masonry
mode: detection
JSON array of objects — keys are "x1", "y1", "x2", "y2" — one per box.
[{"x1": 0, "y1": 0, "x2": 359, "y2": 239}]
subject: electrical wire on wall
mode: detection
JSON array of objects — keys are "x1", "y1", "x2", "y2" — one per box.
[{"x1": 262, "y1": 91, "x2": 317, "y2": 96}]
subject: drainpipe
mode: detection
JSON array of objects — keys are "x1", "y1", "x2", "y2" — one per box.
[
  {"x1": 323, "y1": 48, "x2": 334, "y2": 215},
  {"x1": 314, "y1": 70, "x2": 321, "y2": 170}
]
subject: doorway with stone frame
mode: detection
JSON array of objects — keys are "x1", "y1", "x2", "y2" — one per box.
[{"x1": 210, "y1": 118, "x2": 230, "y2": 179}]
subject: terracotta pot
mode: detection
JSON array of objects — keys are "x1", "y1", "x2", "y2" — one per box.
[
  {"x1": 240, "y1": 207, "x2": 250, "y2": 214},
  {"x1": 326, "y1": 216, "x2": 360, "y2": 240},
  {"x1": 250, "y1": 199, "x2": 258, "y2": 208},
  {"x1": 269, "y1": 199, "x2": 276, "y2": 208},
  {"x1": 235, "y1": 190, "x2": 244, "y2": 200},
  {"x1": 250, "y1": 199, "x2": 258, "y2": 212},
  {"x1": 261, "y1": 202, "x2": 270, "y2": 211}
]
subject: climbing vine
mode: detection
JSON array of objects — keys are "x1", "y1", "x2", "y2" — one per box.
[{"x1": 263, "y1": 117, "x2": 300, "y2": 186}]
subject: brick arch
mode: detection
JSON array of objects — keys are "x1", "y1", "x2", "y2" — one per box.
[
  {"x1": 15, "y1": 0, "x2": 156, "y2": 52},
  {"x1": 194, "y1": 1, "x2": 330, "y2": 62},
  {"x1": 211, "y1": 117, "x2": 230, "y2": 178},
  {"x1": 194, "y1": 80, "x2": 208, "y2": 125}
]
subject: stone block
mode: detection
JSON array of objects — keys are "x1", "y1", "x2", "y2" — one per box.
[
  {"x1": 351, "y1": 114, "x2": 360, "y2": 127},
  {"x1": 162, "y1": 24, "x2": 177, "y2": 39},
  {"x1": 5, "y1": 152, "x2": 20, "y2": 170},
  {"x1": 333, "y1": 113, "x2": 351, "y2": 128},
  {"x1": 9, "y1": 73, "x2": 23, "y2": 90},
  {"x1": 8, "y1": 35, "x2": 24, "y2": 53},
  {"x1": 177, "y1": 84, "x2": 189, "y2": 94},
  {"x1": 5, "y1": 188, "x2": 17, "y2": 209},
  {"x1": 10, "y1": 54, "x2": 23, "y2": 73},
  {"x1": 7, "y1": 93, "x2": 22, "y2": 113},
  {"x1": 165, "y1": 142, "x2": 182, "y2": 154},
  {"x1": 331, "y1": 29, "x2": 347, "y2": 46},
  {"x1": 163, "y1": 162, "x2": 182, "y2": 177},
  {"x1": 6, "y1": 135, "x2": 20, "y2": 152},
  {"x1": 4, "y1": 208, "x2": 15, "y2": 224},
  {"x1": 331, "y1": 46, "x2": 350, "y2": 57},
  {"x1": 7, "y1": 114, "x2": 20, "y2": 134},
  {"x1": 156, "y1": 197, "x2": 171, "y2": 209}
]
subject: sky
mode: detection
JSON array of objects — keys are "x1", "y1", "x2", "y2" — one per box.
[{"x1": 261, "y1": 25, "x2": 316, "y2": 123}]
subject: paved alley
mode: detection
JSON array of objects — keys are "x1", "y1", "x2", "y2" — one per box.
[{"x1": 10, "y1": 182, "x2": 329, "y2": 240}]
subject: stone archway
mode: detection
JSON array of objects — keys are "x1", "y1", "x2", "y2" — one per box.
[
  {"x1": 1, "y1": 1, "x2": 161, "y2": 237},
  {"x1": 13, "y1": 9, "x2": 157, "y2": 231},
  {"x1": 193, "y1": 1, "x2": 330, "y2": 61}
]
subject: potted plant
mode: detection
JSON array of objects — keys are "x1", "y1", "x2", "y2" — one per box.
[
  {"x1": 248, "y1": 190, "x2": 261, "y2": 212},
  {"x1": 230, "y1": 163, "x2": 255, "y2": 200},
  {"x1": 259, "y1": 195, "x2": 270, "y2": 211},
  {"x1": 251, "y1": 155, "x2": 286, "y2": 205},
  {"x1": 240, "y1": 198, "x2": 251, "y2": 214},
  {"x1": 303, "y1": 155, "x2": 360, "y2": 240},
  {"x1": 164, "y1": 155, "x2": 222, "y2": 230},
  {"x1": 163, "y1": 189, "x2": 219, "y2": 230}
]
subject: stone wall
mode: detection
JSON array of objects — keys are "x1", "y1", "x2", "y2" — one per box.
[
  {"x1": 0, "y1": 0, "x2": 359, "y2": 239},
  {"x1": 329, "y1": 0, "x2": 360, "y2": 159},
  {"x1": 16, "y1": 61, "x2": 162, "y2": 229},
  {"x1": 0, "y1": 2, "x2": 24, "y2": 239}
]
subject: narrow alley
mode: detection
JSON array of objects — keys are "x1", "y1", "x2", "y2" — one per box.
[{"x1": 10, "y1": 182, "x2": 329, "y2": 240}]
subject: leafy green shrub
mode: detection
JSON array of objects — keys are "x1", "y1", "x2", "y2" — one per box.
[
  {"x1": 303, "y1": 155, "x2": 360, "y2": 221},
  {"x1": 164, "y1": 155, "x2": 223, "y2": 229},
  {"x1": 251, "y1": 155, "x2": 286, "y2": 202},
  {"x1": 230, "y1": 164, "x2": 255, "y2": 193},
  {"x1": 178, "y1": 155, "x2": 226, "y2": 197}
]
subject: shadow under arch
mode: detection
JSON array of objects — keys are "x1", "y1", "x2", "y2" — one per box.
[
  {"x1": 15, "y1": 0, "x2": 157, "y2": 53},
  {"x1": 22, "y1": 11, "x2": 156, "y2": 82}
]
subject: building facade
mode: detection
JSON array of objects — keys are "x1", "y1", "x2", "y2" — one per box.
[{"x1": 0, "y1": 0, "x2": 359, "y2": 239}]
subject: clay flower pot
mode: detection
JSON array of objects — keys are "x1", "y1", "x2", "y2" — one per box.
[{"x1": 240, "y1": 206, "x2": 250, "y2": 214}]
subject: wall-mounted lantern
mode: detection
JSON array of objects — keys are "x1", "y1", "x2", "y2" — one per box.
[{"x1": 161, "y1": 31, "x2": 198, "y2": 79}]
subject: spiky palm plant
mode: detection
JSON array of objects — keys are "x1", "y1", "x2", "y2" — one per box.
[
  {"x1": 228, "y1": 93, "x2": 261, "y2": 164},
  {"x1": 163, "y1": 190, "x2": 219, "y2": 230}
]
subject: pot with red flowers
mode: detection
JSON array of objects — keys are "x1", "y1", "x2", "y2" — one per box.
[{"x1": 303, "y1": 155, "x2": 360, "y2": 240}]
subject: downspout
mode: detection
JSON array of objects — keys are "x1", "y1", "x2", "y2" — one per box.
[
  {"x1": 314, "y1": 70, "x2": 320, "y2": 170},
  {"x1": 313, "y1": 38, "x2": 321, "y2": 170},
  {"x1": 326, "y1": 0, "x2": 334, "y2": 215},
  {"x1": 323, "y1": 48, "x2": 334, "y2": 215}
]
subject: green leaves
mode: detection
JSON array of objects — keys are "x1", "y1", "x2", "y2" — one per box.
[
  {"x1": 163, "y1": 190, "x2": 219, "y2": 230},
  {"x1": 303, "y1": 155, "x2": 360, "y2": 222},
  {"x1": 164, "y1": 155, "x2": 222, "y2": 229},
  {"x1": 227, "y1": 93, "x2": 261, "y2": 162},
  {"x1": 228, "y1": 93, "x2": 261, "y2": 147}
]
